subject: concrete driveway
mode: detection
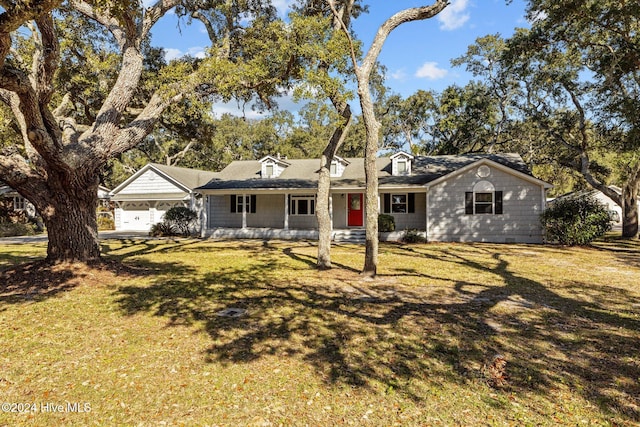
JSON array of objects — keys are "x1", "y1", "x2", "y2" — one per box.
[{"x1": 0, "y1": 230, "x2": 151, "y2": 245}]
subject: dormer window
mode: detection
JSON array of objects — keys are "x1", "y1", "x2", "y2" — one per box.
[
  {"x1": 390, "y1": 151, "x2": 414, "y2": 176},
  {"x1": 259, "y1": 155, "x2": 290, "y2": 179},
  {"x1": 397, "y1": 159, "x2": 407, "y2": 174},
  {"x1": 329, "y1": 156, "x2": 349, "y2": 177},
  {"x1": 265, "y1": 164, "x2": 274, "y2": 178}
]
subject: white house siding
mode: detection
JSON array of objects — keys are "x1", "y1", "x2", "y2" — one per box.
[
  {"x1": 117, "y1": 169, "x2": 186, "y2": 195},
  {"x1": 247, "y1": 194, "x2": 284, "y2": 228},
  {"x1": 428, "y1": 167, "x2": 544, "y2": 243},
  {"x1": 208, "y1": 195, "x2": 242, "y2": 228},
  {"x1": 384, "y1": 192, "x2": 426, "y2": 230}
]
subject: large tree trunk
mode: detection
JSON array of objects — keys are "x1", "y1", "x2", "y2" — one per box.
[
  {"x1": 317, "y1": 104, "x2": 352, "y2": 270},
  {"x1": 362, "y1": 121, "x2": 380, "y2": 277},
  {"x1": 317, "y1": 159, "x2": 333, "y2": 269},
  {"x1": 34, "y1": 174, "x2": 101, "y2": 263},
  {"x1": 359, "y1": 77, "x2": 380, "y2": 277}
]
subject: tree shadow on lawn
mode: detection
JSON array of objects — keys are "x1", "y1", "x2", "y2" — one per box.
[
  {"x1": 0, "y1": 240, "x2": 199, "y2": 307},
  {"x1": 115, "y1": 242, "x2": 640, "y2": 421}
]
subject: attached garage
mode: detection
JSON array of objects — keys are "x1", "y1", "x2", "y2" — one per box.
[
  {"x1": 118, "y1": 202, "x2": 151, "y2": 231},
  {"x1": 110, "y1": 164, "x2": 217, "y2": 232}
]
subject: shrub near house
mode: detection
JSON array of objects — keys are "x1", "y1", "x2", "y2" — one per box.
[
  {"x1": 541, "y1": 195, "x2": 612, "y2": 245},
  {"x1": 0, "y1": 196, "x2": 37, "y2": 237}
]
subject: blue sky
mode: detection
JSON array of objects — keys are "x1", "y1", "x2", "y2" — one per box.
[{"x1": 149, "y1": 0, "x2": 530, "y2": 116}]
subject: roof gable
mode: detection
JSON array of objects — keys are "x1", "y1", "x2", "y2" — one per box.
[
  {"x1": 424, "y1": 157, "x2": 552, "y2": 189},
  {"x1": 111, "y1": 163, "x2": 218, "y2": 196}
]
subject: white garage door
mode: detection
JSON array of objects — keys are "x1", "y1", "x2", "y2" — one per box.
[{"x1": 120, "y1": 202, "x2": 151, "y2": 231}]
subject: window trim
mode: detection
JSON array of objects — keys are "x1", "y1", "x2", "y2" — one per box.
[
  {"x1": 396, "y1": 160, "x2": 408, "y2": 175},
  {"x1": 465, "y1": 191, "x2": 503, "y2": 215},
  {"x1": 289, "y1": 195, "x2": 316, "y2": 216},
  {"x1": 382, "y1": 193, "x2": 416, "y2": 214},
  {"x1": 230, "y1": 195, "x2": 256, "y2": 214},
  {"x1": 13, "y1": 196, "x2": 25, "y2": 211},
  {"x1": 265, "y1": 164, "x2": 274, "y2": 178}
]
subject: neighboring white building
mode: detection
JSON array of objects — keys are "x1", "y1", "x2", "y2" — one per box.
[
  {"x1": 109, "y1": 163, "x2": 217, "y2": 231},
  {"x1": 552, "y1": 186, "x2": 640, "y2": 229},
  {"x1": 0, "y1": 182, "x2": 110, "y2": 218}
]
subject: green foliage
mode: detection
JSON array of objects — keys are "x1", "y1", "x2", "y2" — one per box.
[
  {"x1": 0, "y1": 198, "x2": 37, "y2": 236},
  {"x1": 378, "y1": 214, "x2": 395, "y2": 232},
  {"x1": 402, "y1": 229, "x2": 427, "y2": 244},
  {"x1": 162, "y1": 206, "x2": 197, "y2": 236},
  {"x1": 0, "y1": 222, "x2": 36, "y2": 237},
  {"x1": 541, "y1": 195, "x2": 612, "y2": 245}
]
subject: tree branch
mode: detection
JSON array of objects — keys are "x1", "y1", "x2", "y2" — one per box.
[
  {"x1": 141, "y1": 0, "x2": 182, "y2": 41},
  {"x1": 70, "y1": 0, "x2": 127, "y2": 47},
  {"x1": 359, "y1": 1, "x2": 448, "y2": 76}
]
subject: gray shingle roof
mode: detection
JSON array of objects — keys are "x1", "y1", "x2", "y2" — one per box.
[
  {"x1": 197, "y1": 153, "x2": 533, "y2": 191},
  {"x1": 149, "y1": 163, "x2": 219, "y2": 189}
]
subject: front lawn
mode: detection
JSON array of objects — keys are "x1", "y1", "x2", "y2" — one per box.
[{"x1": 1, "y1": 237, "x2": 639, "y2": 425}]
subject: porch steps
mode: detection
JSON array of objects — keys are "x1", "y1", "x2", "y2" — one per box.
[{"x1": 332, "y1": 229, "x2": 366, "y2": 244}]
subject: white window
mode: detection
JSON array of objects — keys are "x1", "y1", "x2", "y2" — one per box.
[
  {"x1": 465, "y1": 190, "x2": 503, "y2": 215},
  {"x1": 290, "y1": 195, "x2": 315, "y2": 215},
  {"x1": 391, "y1": 194, "x2": 407, "y2": 213},
  {"x1": 397, "y1": 160, "x2": 407, "y2": 174},
  {"x1": 474, "y1": 192, "x2": 493, "y2": 214},
  {"x1": 330, "y1": 162, "x2": 338, "y2": 176},
  {"x1": 265, "y1": 164, "x2": 274, "y2": 178},
  {"x1": 237, "y1": 195, "x2": 251, "y2": 212},
  {"x1": 382, "y1": 193, "x2": 415, "y2": 214},
  {"x1": 13, "y1": 196, "x2": 25, "y2": 211},
  {"x1": 231, "y1": 195, "x2": 256, "y2": 213}
]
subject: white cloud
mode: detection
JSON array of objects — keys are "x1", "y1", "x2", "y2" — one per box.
[
  {"x1": 164, "y1": 48, "x2": 182, "y2": 62},
  {"x1": 163, "y1": 47, "x2": 207, "y2": 62},
  {"x1": 437, "y1": 0, "x2": 470, "y2": 31},
  {"x1": 272, "y1": 0, "x2": 293, "y2": 17},
  {"x1": 415, "y1": 62, "x2": 448, "y2": 80},
  {"x1": 391, "y1": 69, "x2": 408, "y2": 81},
  {"x1": 187, "y1": 47, "x2": 206, "y2": 59}
]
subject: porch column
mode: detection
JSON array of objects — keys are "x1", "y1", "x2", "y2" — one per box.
[
  {"x1": 426, "y1": 191, "x2": 430, "y2": 239},
  {"x1": 242, "y1": 195, "x2": 247, "y2": 229},
  {"x1": 200, "y1": 195, "x2": 208, "y2": 237},
  {"x1": 329, "y1": 194, "x2": 333, "y2": 229},
  {"x1": 284, "y1": 193, "x2": 289, "y2": 230}
]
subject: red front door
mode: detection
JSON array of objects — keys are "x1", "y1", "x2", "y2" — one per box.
[{"x1": 347, "y1": 193, "x2": 364, "y2": 227}]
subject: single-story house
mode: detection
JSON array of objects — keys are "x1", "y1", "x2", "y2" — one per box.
[
  {"x1": 109, "y1": 163, "x2": 217, "y2": 231},
  {"x1": 196, "y1": 152, "x2": 552, "y2": 243}
]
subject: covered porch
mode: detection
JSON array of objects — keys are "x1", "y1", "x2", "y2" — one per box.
[{"x1": 202, "y1": 191, "x2": 369, "y2": 233}]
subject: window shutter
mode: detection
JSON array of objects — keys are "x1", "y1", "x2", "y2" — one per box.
[
  {"x1": 230, "y1": 195, "x2": 236, "y2": 213},
  {"x1": 495, "y1": 191, "x2": 503, "y2": 214},
  {"x1": 465, "y1": 192, "x2": 473, "y2": 214},
  {"x1": 250, "y1": 195, "x2": 257, "y2": 213},
  {"x1": 383, "y1": 194, "x2": 391, "y2": 214},
  {"x1": 408, "y1": 193, "x2": 415, "y2": 213}
]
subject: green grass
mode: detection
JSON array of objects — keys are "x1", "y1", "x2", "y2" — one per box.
[{"x1": 1, "y1": 236, "x2": 639, "y2": 426}]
